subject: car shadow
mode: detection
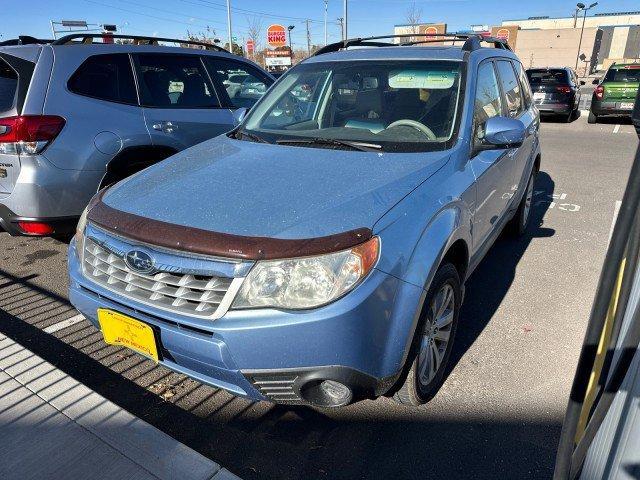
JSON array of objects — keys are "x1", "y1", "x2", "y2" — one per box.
[{"x1": 447, "y1": 171, "x2": 556, "y2": 375}]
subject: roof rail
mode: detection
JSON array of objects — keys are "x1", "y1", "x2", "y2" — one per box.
[
  {"x1": 312, "y1": 33, "x2": 511, "y2": 57},
  {"x1": 0, "y1": 36, "x2": 54, "y2": 46},
  {"x1": 51, "y1": 34, "x2": 229, "y2": 52}
]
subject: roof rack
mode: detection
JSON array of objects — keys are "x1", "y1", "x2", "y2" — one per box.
[
  {"x1": 313, "y1": 33, "x2": 511, "y2": 57},
  {"x1": 51, "y1": 34, "x2": 228, "y2": 52},
  {"x1": 0, "y1": 36, "x2": 54, "y2": 46}
]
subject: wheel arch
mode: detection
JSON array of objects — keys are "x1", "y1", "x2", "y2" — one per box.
[{"x1": 98, "y1": 145, "x2": 178, "y2": 190}]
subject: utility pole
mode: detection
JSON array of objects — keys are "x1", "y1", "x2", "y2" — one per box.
[
  {"x1": 343, "y1": 0, "x2": 348, "y2": 39},
  {"x1": 337, "y1": 17, "x2": 344, "y2": 41},
  {"x1": 305, "y1": 19, "x2": 311, "y2": 56},
  {"x1": 226, "y1": 0, "x2": 233, "y2": 53},
  {"x1": 324, "y1": 0, "x2": 329, "y2": 45}
]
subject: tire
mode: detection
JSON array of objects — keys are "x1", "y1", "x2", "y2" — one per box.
[
  {"x1": 508, "y1": 169, "x2": 536, "y2": 237},
  {"x1": 563, "y1": 111, "x2": 573, "y2": 123},
  {"x1": 588, "y1": 111, "x2": 598, "y2": 124},
  {"x1": 393, "y1": 263, "x2": 462, "y2": 406}
]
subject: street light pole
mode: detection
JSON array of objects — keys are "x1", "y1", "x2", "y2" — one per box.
[
  {"x1": 324, "y1": 0, "x2": 329, "y2": 46},
  {"x1": 287, "y1": 25, "x2": 295, "y2": 51},
  {"x1": 574, "y1": 2, "x2": 597, "y2": 71},
  {"x1": 226, "y1": 0, "x2": 233, "y2": 53}
]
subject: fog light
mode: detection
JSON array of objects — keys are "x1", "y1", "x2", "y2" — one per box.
[
  {"x1": 320, "y1": 380, "x2": 351, "y2": 404},
  {"x1": 300, "y1": 379, "x2": 353, "y2": 407}
]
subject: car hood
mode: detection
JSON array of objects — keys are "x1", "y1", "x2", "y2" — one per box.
[{"x1": 103, "y1": 136, "x2": 449, "y2": 240}]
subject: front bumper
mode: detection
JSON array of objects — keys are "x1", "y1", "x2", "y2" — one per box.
[{"x1": 68, "y1": 240, "x2": 423, "y2": 405}]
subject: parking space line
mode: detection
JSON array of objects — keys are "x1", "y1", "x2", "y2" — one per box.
[
  {"x1": 43, "y1": 314, "x2": 86, "y2": 334},
  {"x1": 613, "y1": 124, "x2": 621, "y2": 134},
  {"x1": 609, "y1": 200, "x2": 622, "y2": 243}
]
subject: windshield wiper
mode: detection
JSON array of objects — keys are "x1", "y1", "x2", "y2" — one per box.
[
  {"x1": 235, "y1": 129, "x2": 270, "y2": 144},
  {"x1": 276, "y1": 138, "x2": 383, "y2": 152}
]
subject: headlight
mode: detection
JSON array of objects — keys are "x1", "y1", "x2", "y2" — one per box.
[
  {"x1": 74, "y1": 205, "x2": 90, "y2": 259},
  {"x1": 233, "y1": 236, "x2": 379, "y2": 310}
]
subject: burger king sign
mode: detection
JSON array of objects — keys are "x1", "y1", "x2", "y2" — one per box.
[{"x1": 267, "y1": 25, "x2": 287, "y2": 48}]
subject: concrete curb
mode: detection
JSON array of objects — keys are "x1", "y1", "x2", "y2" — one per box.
[{"x1": 0, "y1": 332, "x2": 240, "y2": 480}]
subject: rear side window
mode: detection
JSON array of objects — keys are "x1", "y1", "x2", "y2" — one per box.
[
  {"x1": 526, "y1": 69, "x2": 569, "y2": 85},
  {"x1": 474, "y1": 61, "x2": 504, "y2": 132},
  {"x1": 135, "y1": 54, "x2": 220, "y2": 108},
  {"x1": 0, "y1": 58, "x2": 18, "y2": 112},
  {"x1": 496, "y1": 60, "x2": 523, "y2": 118},
  {"x1": 514, "y1": 62, "x2": 532, "y2": 108},
  {"x1": 68, "y1": 54, "x2": 137, "y2": 105},
  {"x1": 204, "y1": 57, "x2": 272, "y2": 109}
]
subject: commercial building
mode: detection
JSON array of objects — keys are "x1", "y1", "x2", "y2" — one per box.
[{"x1": 503, "y1": 11, "x2": 640, "y2": 73}]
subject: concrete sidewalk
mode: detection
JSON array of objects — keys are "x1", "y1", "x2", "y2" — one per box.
[{"x1": 0, "y1": 332, "x2": 240, "y2": 480}]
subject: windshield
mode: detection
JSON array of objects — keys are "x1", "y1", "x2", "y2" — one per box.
[
  {"x1": 527, "y1": 69, "x2": 568, "y2": 85},
  {"x1": 604, "y1": 67, "x2": 640, "y2": 83},
  {"x1": 240, "y1": 60, "x2": 463, "y2": 152}
]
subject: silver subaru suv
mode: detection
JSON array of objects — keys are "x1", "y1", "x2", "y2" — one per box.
[{"x1": 0, "y1": 34, "x2": 273, "y2": 236}]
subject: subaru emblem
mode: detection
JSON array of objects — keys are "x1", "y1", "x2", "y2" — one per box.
[{"x1": 124, "y1": 250, "x2": 155, "y2": 274}]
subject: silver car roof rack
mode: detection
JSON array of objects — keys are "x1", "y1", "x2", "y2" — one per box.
[
  {"x1": 312, "y1": 33, "x2": 511, "y2": 57},
  {"x1": 51, "y1": 34, "x2": 229, "y2": 52},
  {"x1": 0, "y1": 36, "x2": 54, "y2": 46}
]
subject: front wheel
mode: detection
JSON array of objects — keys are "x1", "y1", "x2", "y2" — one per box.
[
  {"x1": 393, "y1": 263, "x2": 461, "y2": 406},
  {"x1": 508, "y1": 170, "x2": 536, "y2": 237}
]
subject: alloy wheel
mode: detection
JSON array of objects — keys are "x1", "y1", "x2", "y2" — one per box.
[{"x1": 418, "y1": 283, "x2": 455, "y2": 387}]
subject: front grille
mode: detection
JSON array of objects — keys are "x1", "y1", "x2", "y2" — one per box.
[
  {"x1": 82, "y1": 236, "x2": 239, "y2": 319},
  {"x1": 247, "y1": 372, "x2": 302, "y2": 403}
]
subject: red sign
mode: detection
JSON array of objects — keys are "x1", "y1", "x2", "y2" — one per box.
[
  {"x1": 246, "y1": 39, "x2": 255, "y2": 55},
  {"x1": 267, "y1": 24, "x2": 287, "y2": 48},
  {"x1": 424, "y1": 26, "x2": 438, "y2": 36}
]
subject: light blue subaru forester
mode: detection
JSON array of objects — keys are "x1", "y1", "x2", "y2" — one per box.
[{"x1": 69, "y1": 34, "x2": 540, "y2": 407}]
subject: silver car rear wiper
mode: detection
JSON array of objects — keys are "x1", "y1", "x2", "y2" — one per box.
[{"x1": 276, "y1": 138, "x2": 382, "y2": 152}]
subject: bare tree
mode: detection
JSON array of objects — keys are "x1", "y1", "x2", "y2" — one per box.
[
  {"x1": 184, "y1": 26, "x2": 219, "y2": 49},
  {"x1": 405, "y1": 1, "x2": 423, "y2": 38},
  {"x1": 246, "y1": 15, "x2": 263, "y2": 60}
]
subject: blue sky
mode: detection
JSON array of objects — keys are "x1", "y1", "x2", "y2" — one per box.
[{"x1": 2, "y1": 0, "x2": 636, "y2": 50}]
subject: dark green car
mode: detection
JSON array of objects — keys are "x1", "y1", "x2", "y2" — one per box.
[{"x1": 589, "y1": 63, "x2": 640, "y2": 124}]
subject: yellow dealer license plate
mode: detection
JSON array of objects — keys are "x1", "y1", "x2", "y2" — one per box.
[{"x1": 97, "y1": 309, "x2": 159, "y2": 362}]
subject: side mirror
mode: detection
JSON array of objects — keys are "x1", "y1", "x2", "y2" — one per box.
[
  {"x1": 580, "y1": 80, "x2": 586, "y2": 86},
  {"x1": 476, "y1": 116, "x2": 525, "y2": 153},
  {"x1": 233, "y1": 107, "x2": 248, "y2": 124},
  {"x1": 592, "y1": 78, "x2": 599, "y2": 85}
]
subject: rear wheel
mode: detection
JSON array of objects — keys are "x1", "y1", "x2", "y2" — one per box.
[
  {"x1": 393, "y1": 263, "x2": 461, "y2": 406},
  {"x1": 563, "y1": 111, "x2": 573, "y2": 123},
  {"x1": 588, "y1": 111, "x2": 598, "y2": 124}
]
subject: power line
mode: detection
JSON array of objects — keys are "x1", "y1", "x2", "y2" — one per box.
[{"x1": 180, "y1": 0, "x2": 339, "y2": 25}]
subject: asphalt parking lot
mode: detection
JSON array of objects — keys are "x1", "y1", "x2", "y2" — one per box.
[{"x1": 0, "y1": 114, "x2": 637, "y2": 480}]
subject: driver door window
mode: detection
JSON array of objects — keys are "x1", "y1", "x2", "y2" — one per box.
[{"x1": 473, "y1": 61, "x2": 503, "y2": 145}]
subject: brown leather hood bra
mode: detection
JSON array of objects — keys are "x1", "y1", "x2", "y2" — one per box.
[{"x1": 86, "y1": 191, "x2": 372, "y2": 261}]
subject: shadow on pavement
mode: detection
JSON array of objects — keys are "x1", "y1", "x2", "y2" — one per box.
[
  {"x1": 448, "y1": 171, "x2": 556, "y2": 374},
  {"x1": 0, "y1": 175, "x2": 559, "y2": 479}
]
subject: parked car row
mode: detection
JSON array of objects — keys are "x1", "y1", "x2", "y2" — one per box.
[
  {"x1": 523, "y1": 63, "x2": 640, "y2": 124},
  {"x1": 0, "y1": 34, "x2": 274, "y2": 236},
  {"x1": 64, "y1": 33, "x2": 541, "y2": 408}
]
